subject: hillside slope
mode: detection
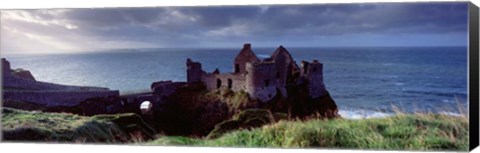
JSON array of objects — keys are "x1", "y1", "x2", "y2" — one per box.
[
  {"x1": 1, "y1": 107, "x2": 157, "y2": 143},
  {"x1": 150, "y1": 113, "x2": 469, "y2": 151}
]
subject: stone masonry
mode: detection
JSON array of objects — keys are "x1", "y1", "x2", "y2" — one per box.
[{"x1": 186, "y1": 43, "x2": 327, "y2": 102}]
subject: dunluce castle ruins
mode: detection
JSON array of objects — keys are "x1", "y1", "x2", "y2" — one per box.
[
  {"x1": 187, "y1": 43, "x2": 327, "y2": 102},
  {"x1": 2, "y1": 43, "x2": 337, "y2": 137},
  {"x1": 2, "y1": 43, "x2": 335, "y2": 118}
]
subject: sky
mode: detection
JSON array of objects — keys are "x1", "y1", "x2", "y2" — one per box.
[{"x1": 0, "y1": 2, "x2": 469, "y2": 54}]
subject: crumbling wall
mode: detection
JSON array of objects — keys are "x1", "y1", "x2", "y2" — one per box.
[
  {"x1": 184, "y1": 44, "x2": 329, "y2": 102},
  {"x1": 201, "y1": 73, "x2": 217, "y2": 91},
  {"x1": 151, "y1": 80, "x2": 186, "y2": 98},
  {"x1": 202, "y1": 72, "x2": 246, "y2": 92},
  {"x1": 271, "y1": 46, "x2": 295, "y2": 97},
  {"x1": 246, "y1": 62, "x2": 278, "y2": 102},
  {"x1": 233, "y1": 43, "x2": 259, "y2": 74},
  {"x1": 186, "y1": 58, "x2": 204, "y2": 83}
]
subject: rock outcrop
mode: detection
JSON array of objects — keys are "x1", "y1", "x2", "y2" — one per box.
[
  {"x1": 207, "y1": 109, "x2": 287, "y2": 139},
  {"x1": 11, "y1": 68, "x2": 36, "y2": 81},
  {"x1": 146, "y1": 82, "x2": 338, "y2": 137}
]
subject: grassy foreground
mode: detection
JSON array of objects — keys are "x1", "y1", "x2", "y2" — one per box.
[
  {"x1": 149, "y1": 113, "x2": 469, "y2": 151},
  {"x1": 2, "y1": 107, "x2": 157, "y2": 143},
  {"x1": 1, "y1": 107, "x2": 469, "y2": 151}
]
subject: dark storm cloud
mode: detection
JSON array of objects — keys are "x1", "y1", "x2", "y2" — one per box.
[
  {"x1": 253, "y1": 3, "x2": 467, "y2": 36},
  {"x1": 179, "y1": 6, "x2": 263, "y2": 28},
  {"x1": 0, "y1": 2, "x2": 469, "y2": 52},
  {"x1": 40, "y1": 3, "x2": 471, "y2": 35}
]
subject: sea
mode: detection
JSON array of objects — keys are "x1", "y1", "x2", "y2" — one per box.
[{"x1": 2, "y1": 47, "x2": 468, "y2": 119}]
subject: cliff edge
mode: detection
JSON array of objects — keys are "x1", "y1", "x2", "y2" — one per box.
[{"x1": 2, "y1": 58, "x2": 119, "y2": 109}]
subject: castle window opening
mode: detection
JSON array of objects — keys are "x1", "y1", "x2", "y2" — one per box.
[
  {"x1": 276, "y1": 71, "x2": 280, "y2": 79},
  {"x1": 235, "y1": 64, "x2": 240, "y2": 73},
  {"x1": 217, "y1": 78, "x2": 222, "y2": 89},
  {"x1": 313, "y1": 67, "x2": 317, "y2": 72},
  {"x1": 140, "y1": 101, "x2": 152, "y2": 114},
  {"x1": 264, "y1": 79, "x2": 270, "y2": 87},
  {"x1": 228, "y1": 79, "x2": 233, "y2": 89},
  {"x1": 303, "y1": 64, "x2": 309, "y2": 74}
]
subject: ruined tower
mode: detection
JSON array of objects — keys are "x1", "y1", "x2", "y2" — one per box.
[
  {"x1": 301, "y1": 60, "x2": 327, "y2": 99},
  {"x1": 270, "y1": 46, "x2": 296, "y2": 97},
  {"x1": 186, "y1": 58, "x2": 203, "y2": 83},
  {"x1": 234, "y1": 43, "x2": 259, "y2": 74},
  {"x1": 245, "y1": 61, "x2": 278, "y2": 102}
]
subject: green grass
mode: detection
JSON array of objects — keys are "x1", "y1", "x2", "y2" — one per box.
[
  {"x1": 148, "y1": 113, "x2": 469, "y2": 151},
  {"x1": 206, "y1": 109, "x2": 276, "y2": 139},
  {"x1": 203, "y1": 88, "x2": 256, "y2": 111},
  {"x1": 1, "y1": 107, "x2": 156, "y2": 143}
]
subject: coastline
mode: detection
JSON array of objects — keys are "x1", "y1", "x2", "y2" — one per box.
[
  {"x1": 0, "y1": 45, "x2": 469, "y2": 151},
  {"x1": 338, "y1": 109, "x2": 466, "y2": 120},
  {"x1": 2, "y1": 46, "x2": 468, "y2": 112}
]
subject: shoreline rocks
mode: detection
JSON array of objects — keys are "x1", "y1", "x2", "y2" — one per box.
[{"x1": 11, "y1": 68, "x2": 36, "y2": 81}]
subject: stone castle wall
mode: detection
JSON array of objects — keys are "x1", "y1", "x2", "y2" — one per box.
[
  {"x1": 246, "y1": 62, "x2": 278, "y2": 102},
  {"x1": 202, "y1": 72, "x2": 246, "y2": 92},
  {"x1": 233, "y1": 44, "x2": 259, "y2": 74},
  {"x1": 151, "y1": 81, "x2": 187, "y2": 99},
  {"x1": 186, "y1": 44, "x2": 327, "y2": 102},
  {"x1": 302, "y1": 60, "x2": 327, "y2": 98},
  {"x1": 186, "y1": 58, "x2": 203, "y2": 83},
  {"x1": 270, "y1": 46, "x2": 297, "y2": 97}
]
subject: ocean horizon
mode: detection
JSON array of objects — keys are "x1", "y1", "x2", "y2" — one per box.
[{"x1": 2, "y1": 46, "x2": 468, "y2": 119}]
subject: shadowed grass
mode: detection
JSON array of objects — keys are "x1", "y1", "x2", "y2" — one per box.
[
  {"x1": 204, "y1": 88, "x2": 256, "y2": 112},
  {"x1": 206, "y1": 109, "x2": 276, "y2": 139},
  {"x1": 1, "y1": 107, "x2": 156, "y2": 143}
]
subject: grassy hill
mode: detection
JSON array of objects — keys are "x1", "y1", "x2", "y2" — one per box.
[
  {"x1": 149, "y1": 113, "x2": 469, "y2": 151},
  {"x1": 2, "y1": 106, "x2": 469, "y2": 151},
  {"x1": 1, "y1": 107, "x2": 157, "y2": 143}
]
